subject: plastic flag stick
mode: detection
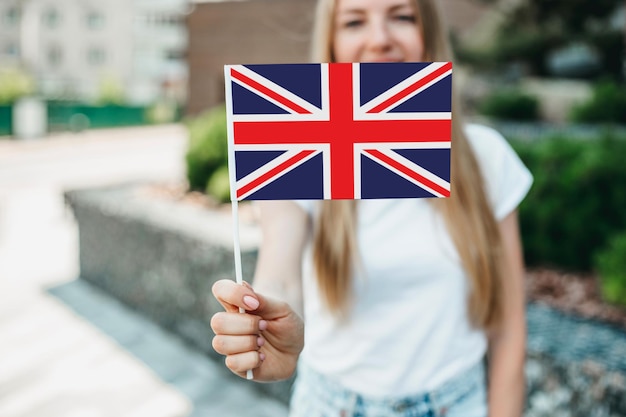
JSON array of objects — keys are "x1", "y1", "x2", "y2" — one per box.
[{"x1": 231, "y1": 199, "x2": 254, "y2": 380}]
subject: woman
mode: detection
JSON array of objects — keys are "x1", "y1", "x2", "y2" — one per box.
[{"x1": 211, "y1": 0, "x2": 532, "y2": 416}]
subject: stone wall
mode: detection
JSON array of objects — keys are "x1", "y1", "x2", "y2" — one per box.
[
  {"x1": 65, "y1": 183, "x2": 291, "y2": 403},
  {"x1": 66, "y1": 184, "x2": 626, "y2": 415}
]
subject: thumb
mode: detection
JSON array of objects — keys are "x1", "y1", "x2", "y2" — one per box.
[
  {"x1": 245, "y1": 285, "x2": 291, "y2": 321},
  {"x1": 212, "y1": 279, "x2": 262, "y2": 313},
  {"x1": 238, "y1": 281, "x2": 293, "y2": 322}
]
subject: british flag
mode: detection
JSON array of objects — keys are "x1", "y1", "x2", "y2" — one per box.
[{"x1": 224, "y1": 62, "x2": 452, "y2": 201}]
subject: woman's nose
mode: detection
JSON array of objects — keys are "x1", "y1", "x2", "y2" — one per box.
[{"x1": 366, "y1": 20, "x2": 393, "y2": 51}]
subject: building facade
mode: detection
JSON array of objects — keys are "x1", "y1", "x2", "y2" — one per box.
[
  {"x1": 0, "y1": 0, "x2": 189, "y2": 105},
  {"x1": 186, "y1": 0, "x2": 315, "y2": 115}
]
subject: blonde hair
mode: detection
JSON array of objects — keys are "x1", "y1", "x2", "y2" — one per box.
[{"x1": 311, "y1": 0, "x2": 506, "y2": 330}]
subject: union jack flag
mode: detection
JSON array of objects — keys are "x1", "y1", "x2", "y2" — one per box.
[{"x1": 224, "y1": 62, "x2": 452, "y2": 200}]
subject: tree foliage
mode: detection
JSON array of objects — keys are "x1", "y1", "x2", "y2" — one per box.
[
  {"x1": 461, "y1": 0, "x2": 624, "y2": 80},
  {"x1": 507, "y1": 0, "x2": 620, "y2": 33}
]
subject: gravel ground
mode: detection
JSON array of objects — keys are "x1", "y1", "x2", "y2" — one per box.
[{"x1": 526, "y1": 269, "x2": 626, "y2": 330}]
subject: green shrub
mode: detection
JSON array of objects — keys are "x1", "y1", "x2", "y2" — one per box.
[
  {"x1": 185, "y1": 105, "x2": 229, "y2": 193},
  {"x1": 479, "y1": 89, "x2": 540, "y2": 121},
  {"x1": 0, "y1": 67, "x2": 35, "y2": 104},
  {"x1": 594, "y1": 231, "x2": 626, "y2": 306},
  {"x1": 206, "y1": 165, "x2": 231, "y2": 203},
  {"x1": 96, "y1": 74, "x2": 125, "y2": 105},
  {"x1": 146, "y1": 100, "x2": 179, "y2": 124},
  {"x1": 512, "y1": 133, "x2": 626, "y2": 271},
  {"x1": 569, "y1": 81, "x2": 626, "y2": 123}
]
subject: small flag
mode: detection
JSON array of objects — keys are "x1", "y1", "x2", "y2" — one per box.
[{"x1": 224, "y1": 62, "x2": 452, "y2": 201}]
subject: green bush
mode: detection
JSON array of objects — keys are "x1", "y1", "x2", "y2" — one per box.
[
  {"x1": 206, "y1": 165, "x2": 231, "y2": 203},
  {"x1": 96, "y1": 74, "x2": 125, "y2": 105},
  {"x1": 0, "y1": 67, "x2": 35, "y2": 104},
  {"x1": 185, "y1": 105, "x2": 229, "y2": 193},
  {"x1": 594, "y1": 231, "x2": 626, "y2": 306},
  {"x1": 569, "y1": 81, "x2": 626, "y2": 123},
  {"x1": 479, "y1": 89, "x2": 540, "y2": 121},
  {"x1": 512, "y1": 133, "x2": 626, "y2": 271}
]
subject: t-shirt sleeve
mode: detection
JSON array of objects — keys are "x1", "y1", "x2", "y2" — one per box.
[
  {"x1": 293, "y1": 199, "x2": 317, "y2": 217},
  {"x1": 465, "y1": 124, "x2": 533, "y2": 220}
]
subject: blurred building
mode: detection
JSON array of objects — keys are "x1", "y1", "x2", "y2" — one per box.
[
  {"x1": 0, "y1": 0, "x2": 190, "y2": 105},
  {"x1": 186, "y1": 0, "x2": 314, "y2": 115},
  {"x1": 186, "y1": 0, "x2": 491, "y2": 115}
]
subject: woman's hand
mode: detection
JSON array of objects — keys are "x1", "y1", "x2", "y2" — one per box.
[{"x1": 211, "y1": 279, "x2": 304, "y2": 382}]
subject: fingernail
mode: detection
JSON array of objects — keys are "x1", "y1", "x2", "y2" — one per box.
[
  {"x1": 259, "y1": 320, "x2": 268, "y2": 331},
  {"x1": 257, "y1": 336, "x2": 265, "y2": 347},
  {"x1": 259, "y1": 352, "x2": 266, "y2": 361},
  {"x1": 243, "y1": 295, "x2": 259, "y2": 310}
]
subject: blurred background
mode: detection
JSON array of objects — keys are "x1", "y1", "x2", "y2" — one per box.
[{"x1": 1, "y1": 0, "x2": 625, "y2": 416}]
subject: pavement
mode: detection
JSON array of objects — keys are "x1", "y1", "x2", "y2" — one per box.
[{"x1": 0, "y1": 125, "x2": 288, "y2": 417}]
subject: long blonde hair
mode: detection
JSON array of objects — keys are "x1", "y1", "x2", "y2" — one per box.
[{"x1": 311, "y1": 0, "x2": 507, "y2": 330}]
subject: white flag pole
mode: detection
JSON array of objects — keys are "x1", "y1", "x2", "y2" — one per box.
[
  {"x1": 231, "y1": 200, "x2": 244, "y2": 288},
  {"x1": 231, "y1": 199, "x2": 254, "y2": 380},
  {"x1": 225, "y1": 65, "x2": 254, "y2": 381}
]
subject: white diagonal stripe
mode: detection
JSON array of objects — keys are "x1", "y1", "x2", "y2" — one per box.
[
  {"x1": 229, "y1": 65, "x2": 324, "y2": 116},
  {"x1": 361, "y1": 148, "x2": 450, "y2": 196},
  {"x1": 235, "y1": 146, "x2": 326, "y2": 200},
  {"x1": 359, "y1": 62, "x2": 451, "y2": 115}
]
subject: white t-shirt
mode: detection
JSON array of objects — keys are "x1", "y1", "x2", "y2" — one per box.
[{"x1": 294, "y1": 124, "x2": 533, "y2": 398}]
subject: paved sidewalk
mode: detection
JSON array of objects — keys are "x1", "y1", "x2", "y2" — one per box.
[{"x1": 0, "y1": 126, "x2": 288, "y2": 417}]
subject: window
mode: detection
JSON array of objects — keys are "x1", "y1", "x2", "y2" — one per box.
[
  {"x1": 3, "y1": 6, "x2": 20, "y2": 26},
  {"x1": 166, "y1": 49, "x2": 185, "y2": 61},
  {"x1": 87, "y1": 47, "x2": 106, "y2": 66},
  {"x1": 4, "y1": 43, "x2": 19, "y2": 57},
  {"x1": 143, "y1": 13, "x2": 183, "y2": 27},
  {"x1": 42, "y1": 8, "x2": 61, "y2": 29},
  {"x1": 86, "y1": 11, "x2": 105, "y2": 29},
  {"x1": 47, "y1": 45, "x2": 62, "y2": 67}
]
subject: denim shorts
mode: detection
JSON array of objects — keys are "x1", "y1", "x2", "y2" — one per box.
[{"x1": 289, "y1": 360, "x2": 487, "y2": 417}]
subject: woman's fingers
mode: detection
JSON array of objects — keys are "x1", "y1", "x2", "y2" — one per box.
[
  {"x1": 211, "y1": 311, "x2": 264, "y2": 335},
  {"x1": 225, "y1": 350, "x2": 265, "y2": 375},
  {"x1": 212, "y1": 279, "x2": 259, "y2": 313},
  {"x1": 212, "y1": 334, "x2": 264, "y2": 355}
]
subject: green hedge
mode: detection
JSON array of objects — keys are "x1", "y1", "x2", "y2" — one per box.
[
  {"x1": 594, "y1": 230, "x2": 626, "y2": 306},
  {"x1": 207, "y1": 165, "x2": 231, "y2": 203},
  {"x1": 185, "y1": 105, "x2": 229, "y2": 197},
  {"x1": 569, "y1": 81, "x2": 626, "y2": 124},
  {"x1": 0, "y1": 105, "x2": 11, "y2": 136},
  {"x1": 512, "y1": 133, "x2": 626, "y2": 272},
  {"x1": 47, "y1": 102, "x2": 150, "y2": 132},
  {"x1": 479, "y1": 89, "x2": 540, "y2": 121}
]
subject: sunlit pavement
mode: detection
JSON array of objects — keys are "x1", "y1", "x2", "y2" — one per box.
[{"x1": 0, "y1": 125, "x2": 287, "y2": 417}]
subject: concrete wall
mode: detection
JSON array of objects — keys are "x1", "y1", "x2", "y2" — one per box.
[{"x1": 65, "y1": 184, "x2": 293, "y2": 403}]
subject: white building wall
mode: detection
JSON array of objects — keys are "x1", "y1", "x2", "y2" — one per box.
[
  {"x1": 36, "y1": 0, "x2": 135, "y2": 100},
  {"x1": 0, "y1": 2, "x2": 27, "y2": 67},
  {"x1": 0, "y1": 0, "x2": 188, "y2": 104},
  {"x1": 130, "y1": 0, "x2": 190, "y2": 104}
]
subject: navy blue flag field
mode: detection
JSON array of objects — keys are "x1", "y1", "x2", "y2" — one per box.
[{"x1": 224, "y1": 62, "x2": 452, "y2": 201}]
